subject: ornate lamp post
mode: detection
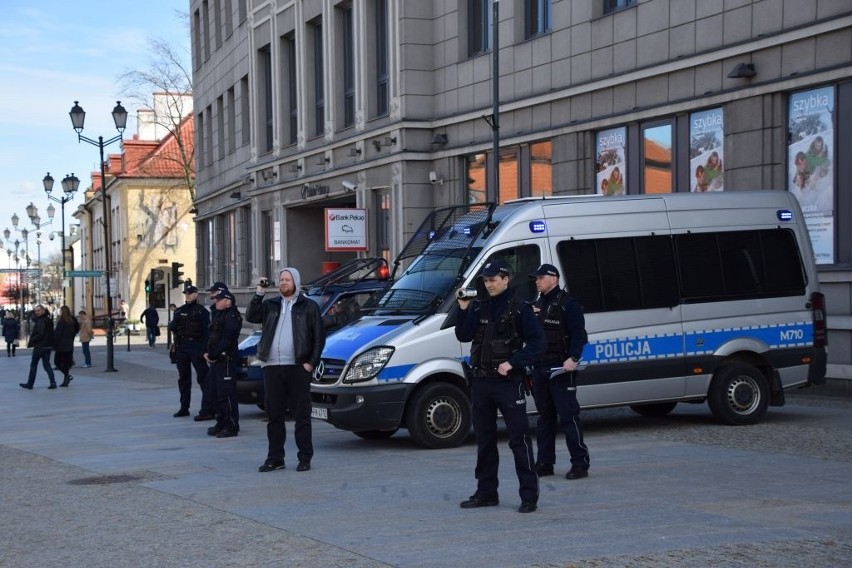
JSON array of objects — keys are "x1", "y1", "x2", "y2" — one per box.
[
  {"x1": 43, "y1": 172, "x2": 79, "y2": 306},
  {"x1": 68, "y1": 100, "x2": 127, "y2": 373}
]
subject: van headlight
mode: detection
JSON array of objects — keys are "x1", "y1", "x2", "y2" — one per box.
[{"x1": 343, "y1": 346, "x2": 395, "y2": 384}]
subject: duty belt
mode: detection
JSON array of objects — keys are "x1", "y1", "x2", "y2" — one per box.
[{"x1": 469, "y1": 367, "x2": 502, "y2": 379}]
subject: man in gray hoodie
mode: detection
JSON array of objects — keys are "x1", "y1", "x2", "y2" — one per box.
[{"x1": 246, "y1": 267, "x2": 325, "y2": 472}]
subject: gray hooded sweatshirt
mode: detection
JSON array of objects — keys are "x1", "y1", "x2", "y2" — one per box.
[{"x1": 263, "y1": 267, "x2": 302, "y2": 366}]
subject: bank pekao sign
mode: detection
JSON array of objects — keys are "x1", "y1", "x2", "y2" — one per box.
[{"x1": 325, "y1": 208, "x2": 368, "y2": 251}]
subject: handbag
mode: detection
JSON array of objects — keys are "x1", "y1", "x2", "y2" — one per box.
[
  {"x1": 12, "y1": 339, "x2": 19, "y2": 347},
  {"x1": 155, "y1": 327, "x2": 161, "y2": 337}
]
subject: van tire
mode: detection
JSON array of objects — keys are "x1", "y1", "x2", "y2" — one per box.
[
  {"x1": 708, "y1": 364, "x2": 769, "y2": 425},
  {"x1": 405, "y1": 383, "x2": 471, "y2": 449},
  {"x1": 629, "y1": 402, "x2": 677, "y2": 417},
  {"x1": 354, "y1": 428, "x2": 399, "y2": 440}
]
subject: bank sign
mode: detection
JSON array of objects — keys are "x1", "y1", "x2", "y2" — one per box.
[{"x1": 325, "y1": 208, "x2": 368, "y2": 251}]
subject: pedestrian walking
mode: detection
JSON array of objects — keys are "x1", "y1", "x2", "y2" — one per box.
[
  {"x1": 3, "y1": 314, "x2": 20, "y2": 357},
  {"x1": 77, "y1": 310, "x2": 93, "y2": 368},
  {"x1": 140, "y1": 303, "x2": 160, "y2": 347},
  {"x1": 168, "y1": 285, "x2": 212, "y2": 419},
  {"x1": 454, "y1": 260, "x2": 545, "y2": 513},
  {"x1": 203, "y1": 289, "x2": 242, "y2": 438},
  {"x1": 54, "y1": 306, "x2": 80, "y2": 387},
  {"x1": 528, "y1": 264, "x2": 590, "y2": 480},
  {"x1": 247, "y1": 268, "x2": 325, "y2": 473},
  {"x1": 20, "y1": 305, "x2": 56, "y2": 389}
]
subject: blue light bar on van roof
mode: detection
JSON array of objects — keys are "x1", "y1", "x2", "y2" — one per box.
[
  {"x1": 529, "y1": 220, "x2": 547, "y2": 233},
  {"x1": 777, "y1": 209, "x2": 793, "y2": 221}
]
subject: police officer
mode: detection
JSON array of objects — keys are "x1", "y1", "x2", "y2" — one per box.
[
  {"x1": 204, "y1": 289, "x2": 243, "y2": 438},
  {"x1": 529, "y1": 263, "x2": 590, "y2": 480},
  {"x1": 168, "y1": 285, "x2": 212, "y2": 420},
  {"x1": 455, "y1": 260, "x2": 545, "y2": 514}
]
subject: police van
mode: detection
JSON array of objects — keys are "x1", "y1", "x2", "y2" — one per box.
[{"x1": 310, "y1": 191, "x2": 828, "y2": 449}]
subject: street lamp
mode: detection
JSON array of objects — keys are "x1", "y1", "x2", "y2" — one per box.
[
  {"x1": 69, "y1": 100, "x2": 127, "y2": 373},
  {"x1": 43, "y1": 172, "x2": 79, "y2": 306}
]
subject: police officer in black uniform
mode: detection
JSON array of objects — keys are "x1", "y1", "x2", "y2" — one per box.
[
  {"x1": 529, "y1": 263, "x2": 590, "y2": 480},
  {"x1": 204, "y1": 289, "x2": 243, "y2": 438},
  {"x1": 455, "y1": 260, "x2": 545, "y2": 514},
  {"x1": 168, "y1": 285, "x2": 212, "y2": 420}
]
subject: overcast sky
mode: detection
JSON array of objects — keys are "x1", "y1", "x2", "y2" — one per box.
[{"x1": 0, "y1": 0, "x2": 190, "y2": 261}]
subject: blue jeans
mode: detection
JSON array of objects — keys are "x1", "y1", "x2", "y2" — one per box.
[
  {"x1": 146, "y1": 327, "x2": 157, "y2": 346},
  {"x1": 81, "y1": 342, "x2": 92, "y2": 366},
  {"x1": 27, "y1": 347, "x2": 55, "y2": 386}
]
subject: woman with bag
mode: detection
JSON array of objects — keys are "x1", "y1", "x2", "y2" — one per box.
[
  {"x1": 3, "y1": 315, "x2": 20, "y2": 357},
  {"x1": 53, "y1": 306, "x2": 80, "y2": 387}
]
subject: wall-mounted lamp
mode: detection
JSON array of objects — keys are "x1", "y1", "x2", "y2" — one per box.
[
  {"x1": 372, "y1": 136, "x2": 397, "y2": 151},
  {"x1": 316, "y1": 154, "x2": 330, "y2": 166},
  {"x1": 347, "y1": 146, "x2": 362, "y2": 157},
  {"x1": 431, "y1": 133, "x2": 448, "y2": 144},
  {"x1": 229, "y1": 191, "x2": 242, "y2": 199},
  {"x1": 727, "y1": 62, "x2": 756, "y2": 79}
]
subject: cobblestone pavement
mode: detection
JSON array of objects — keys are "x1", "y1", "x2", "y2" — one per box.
[{"x1": 1, "y1": 342, "x2": 850, "y2": 567}]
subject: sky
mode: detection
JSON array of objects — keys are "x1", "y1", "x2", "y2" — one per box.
[{"x1": 0, "y1": 0, "x2": 191, "y2": 262}]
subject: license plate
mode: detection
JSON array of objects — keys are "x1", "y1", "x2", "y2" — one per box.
[{"x1": 311, "y1": 406, "x2": 328, "y2": 420}]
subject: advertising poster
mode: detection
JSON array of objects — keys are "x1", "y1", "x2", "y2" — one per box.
[
  {"x1": 689, "y1": 108, "x2": 724, "y2": 192},
  {"x1": 788, "y1": 86, "x2": 835, "y2": 264},
  {"x1": 596, "y1": 126, "x2": 627, "y2": 197}
]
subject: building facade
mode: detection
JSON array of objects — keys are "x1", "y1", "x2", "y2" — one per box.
[
  {"x1": 190, "y1": 0, "x2": 851, "y2": 380},
  {"x1": 74, "y1": 95, "x2": 197, "y2": 326}
]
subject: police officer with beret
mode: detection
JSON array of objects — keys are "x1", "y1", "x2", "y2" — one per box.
[
  {"x1": 204, "y1": 289, "x2": 243, "y2": 438},
  {"x1": 529, "y1": 263, "x2": 590, "y2": 480},
  {"x1": 455, "y1": 260, "x2": 545, "y2": 513},
  {"x1": 168, "y1": 285, "x2": 212, "y2": 420}
]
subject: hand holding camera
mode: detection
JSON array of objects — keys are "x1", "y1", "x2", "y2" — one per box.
[
  {"x1": 256, "y1": 277, "x2": 270, "y2": 294},
  {"x1": 456, "y1": 287, "x2": 476, "y2": 308}
]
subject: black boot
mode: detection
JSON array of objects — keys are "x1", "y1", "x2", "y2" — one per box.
[{"x1": 60, "y1": 375, "x2": 72, "y2": 387}]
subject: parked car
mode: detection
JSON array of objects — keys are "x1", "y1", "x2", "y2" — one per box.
[{"x1": 236, "y1": 258, "x2": 392, "y2": 408}]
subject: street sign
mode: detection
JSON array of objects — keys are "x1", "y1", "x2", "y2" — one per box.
[{"x1": 65, "y1": 270, "x2": 103, "y2": 278}]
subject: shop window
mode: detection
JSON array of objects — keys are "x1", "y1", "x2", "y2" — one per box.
[{"x1": 642, "y1": 123, "x2": 672, "y2": 194}]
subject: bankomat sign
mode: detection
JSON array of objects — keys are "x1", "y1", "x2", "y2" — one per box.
[{"x1": 325, "y1": 208, "x2": 368, "y2": 251}]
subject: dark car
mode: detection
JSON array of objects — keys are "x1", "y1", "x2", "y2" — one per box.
[{"x1": 236, "y1": 258, "x2": 391, "y2": 408}]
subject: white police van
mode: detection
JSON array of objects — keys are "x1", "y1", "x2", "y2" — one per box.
[{"x1": 310, "y1": 191, "x2": 827, "y2": 449}]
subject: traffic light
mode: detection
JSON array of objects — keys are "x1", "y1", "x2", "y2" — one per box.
[
  {"x1": 171, "y1": 262, "x2": 185, "y2": 289},
  {"x1": 144, "y1": 279, "x2": 151, "y2": 293}
]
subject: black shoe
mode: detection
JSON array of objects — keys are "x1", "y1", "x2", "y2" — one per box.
[
  {"x1": 48, "y1": 383, "x2": 57, "y2": 390},
  {"x1": 173, "y1": 409, "x2": 190, "y2": 418},
  {"x1": 215, "y1": 428, "x2": 238, "y2": 438},
  {"x1": 518, "y1": 501, "x2": 537, "y2": 513},
  {"x1": 207, "y1": 425, "x2": 223, "y2": 436},
  {"x1": 19, "y1": 383, "x2": 33, "y2": 390},
  {"x1": 565, "y1": 468, "x2": 589, "y2": 480},
  {"x1": 460, "y1": 495, "x2": 499, "y2": 509},
  {"x1": 296, "y1": 461, "x2": 311, "y2": 472},
  {"x1": 60, "y1": 375, "x2": 73, "y2": 387},
  {"x1": 193, "y1": 413, "x2": 215, "y2": 422},
  {"x1": 258, "y1": 460, "x2": 285, "y2": 472},
  {"x1": 536, "y1": 463, "x2": 554, "y2": 477}
]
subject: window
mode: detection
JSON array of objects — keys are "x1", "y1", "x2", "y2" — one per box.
[
  {"x1": 216, "y1": 95, "x2": 225, "y2": 160},
  {"x1": 261, "y1": 210, "x2": 273, "y2": 279},
  {"x1": 225, "y1": 211, "x2": 237, "y2": 285},
  {"x1": 466, "y1": 140, "x2": 552, "y2": 204},
  {"x1": 530, "y1": 141, "x2": 552, "y2": 198},
  {"x1": 604, "y1": 0, "x2": 636, "y2": 15},
  {"x1": 226, "y1": 87, "x2": 236, "y2": 154},
  {"x1": 240, "y1": 206, "x2": 253, "y2": 286},
  {"x1": 375, "y1": 0, "x2": 389, "y2": 117},
  {"x1": 240, "y1": 75, "x2": 250, "y2": 146},
  {"x1": 213, "y1": 0, "x2": 222, "y2": 48},
  {"x1": 201, "y1": 0, "x2": 211, "y2": 61},
  {"x1": 196, "y1": 111, "x2": 205, "y2": 170},
  {"x1": 238, "y1": 0, "x2": 247, "y2": 23},
  {"x1": 689, "y1": 108, "x2": 725, "y2": 192},
  {"x1": 676, "y1": 229, "x2": 806, "y2": 302},
  {"x1": 466, "y1": 153, "x2": 487, "y2": 204},
  {"x1": 258, "y1": 44, "x2": 273, "y2": 152},
  {"x1": 481, "y1": 245, "x2": 541, "y2": 302},
  {"x1": 642, "y1": 123, "x2": 672, "y2": 194},
  {"x1": 558, "y1": 236, "x2": 678, "y2": 313},
  {"x1": 311, "y1": 19, "x2": 325, "y2": 138},
  {"x1": 468, "y1": 0, "x2": 491, "y2": 57},
  {"x1": 204, "y1": 104, "x2": 213, "y2": 166},
  {"x1": 224, "y1": 0, "x2": 233, "y2": 38},
  {"x1": 341, "y1": 4, "x2": 355, "y2": 128},
  {"x1": 283, "y1": 34, "x2": 298, "y2": 145},
  {"x1": 193, "y1": 8, "x2": 202, "y2": 70},
  {"x1": 596, "y1": 126, "x2": 627, "y2": 196},
  {"x1": 525, "y1": 0, "x2": 551, "y2": 39},
  {"x1": 375, "y1": 189, "x2": 391, "y2": 262}
]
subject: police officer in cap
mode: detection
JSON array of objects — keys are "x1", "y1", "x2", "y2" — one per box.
[
  {"x1": 204, "y1": 289, "x2": 243, "y2": 438},
  {"x1": 529, "y1": 263, "x2": 590, "y2": 480},
  {"x1": 168, "y1": 284, "x2": 212, "y2": 420},
  {"x1": 455, "y1": 259, "x2": 545, "y2": 513}
]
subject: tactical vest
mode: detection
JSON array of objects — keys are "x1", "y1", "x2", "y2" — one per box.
[
  {"x1": 173, "y1": 303, "x2": 206, "y2": 341},
  {"x1": 535, "y1": 290, "x2": 570, "y2": 363},
  {"x1": 470, "y1": 297, "x2": 523, "y2": 369},
  {"x1": 208, "y1": 306, "x2": 243, "y2": 356}
]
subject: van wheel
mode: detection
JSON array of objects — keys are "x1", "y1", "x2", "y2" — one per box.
[
  {"x1": 629, "y1": 402, "x2": 677, "y2": 417},
  {"x1": 707, "y1": 364, "x2": 769, "y2": 425},
  {"x1": 354, "y1": 428, "x2": 398, "y2": 440},
  {"x1": 405, "y1": 383, "x2": 471, "y2": 449}
]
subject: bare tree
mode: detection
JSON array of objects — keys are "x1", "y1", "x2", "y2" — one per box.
[{"x1": 117, "y1": 36, "x2": 196, "y2": 201}]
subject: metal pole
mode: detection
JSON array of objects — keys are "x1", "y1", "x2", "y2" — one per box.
[
  {"x1": 61, "y1": 201, "x2": 66, "y2": 306},
  {"x1": 100, "y1": 137, "x2": 117, "y2": 372},
  {"x1": 490, "y1": 0, "x2": 500, "y2": 202}
]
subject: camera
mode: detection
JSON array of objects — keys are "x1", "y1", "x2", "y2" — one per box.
[
  {"x1": 456, "y1": 288, "x2": 478, "y2": 300},
  {"x1": 259, "y1": 278, "x2": 270, "y2": 288}
]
